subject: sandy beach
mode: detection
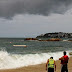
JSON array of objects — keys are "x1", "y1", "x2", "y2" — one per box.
[{"x1": 0, "y1": 56, "x2": 72, "y2": 72}]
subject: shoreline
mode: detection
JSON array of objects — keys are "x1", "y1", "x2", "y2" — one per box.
[{"x1": 0, "y1": 56, "x2": 72, "y2": 72}]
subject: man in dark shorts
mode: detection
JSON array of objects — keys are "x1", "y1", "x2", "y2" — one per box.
[
  {"x1": 46, "y1": 57, "x2": 56, "y2": 72},
  {"x1": 59, "y1": 51, "x2": 69, "y2": 72}
]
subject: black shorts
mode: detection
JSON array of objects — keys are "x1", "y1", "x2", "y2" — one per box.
[
  {"x1": 48, "y1": 68, "x2": 54, "y2": 72},
  {"x1": 61, "y1": 64, "x2": 68, "y2": 72}
]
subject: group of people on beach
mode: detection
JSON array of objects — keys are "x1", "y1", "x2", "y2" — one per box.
[{"x1": 46, "y1": 51, "x2": 69, "y2": 72}]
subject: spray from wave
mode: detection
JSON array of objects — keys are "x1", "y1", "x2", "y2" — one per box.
[{"x1": 0, "y1": 50, "x2": 71, "y2": 69}]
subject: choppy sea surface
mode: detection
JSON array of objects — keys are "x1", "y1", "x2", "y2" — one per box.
[{"x1": 0, "y1": 38, "x2": 72, "y2": 69}]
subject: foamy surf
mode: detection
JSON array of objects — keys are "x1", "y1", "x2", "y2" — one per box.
[{"x1": 0, "y1": 50, "x2": 71, "y2": 69}]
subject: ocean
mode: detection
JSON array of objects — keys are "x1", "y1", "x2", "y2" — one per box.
[{"x1": 0, "y1": 38, "x2": 72, "y2": 69}]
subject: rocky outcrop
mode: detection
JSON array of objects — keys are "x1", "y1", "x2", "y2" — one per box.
[
  {"x1": 24, "y1": 38, "x2": 38, "y2": 40},
  {"x1": 36, "y1": 32, "x2": 72, "y2": 38},
  {"x1": 69, "y1": 52, "x2": 72, "y2": 55},
  {"x1": 24, "y1": 38, "x2": 61, "y2": 41},
  {"x1": 47, "y1": 38, "x2": 62, "y2": 41},
  {"x1": 38, "y1": 38, "x2": 61, "y2": 41},
  {"x1": 24, "y1": 32, "x2": 72, "y2": 41}
]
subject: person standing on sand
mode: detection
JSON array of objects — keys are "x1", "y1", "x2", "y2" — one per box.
[
  {"x1": 59, "y1": 51, "x2": 69, "y2": 72},
  {"x1": 46, "y1": 57, "x2": 56, "y2": 72}
]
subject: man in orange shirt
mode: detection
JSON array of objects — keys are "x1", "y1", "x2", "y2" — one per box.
[{"x1": 59, "y1": 51, "x2": 69, "y2": 72}]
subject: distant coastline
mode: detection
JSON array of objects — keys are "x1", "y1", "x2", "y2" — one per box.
[{"x1": 24, "y1": 32, "x2": 72, "y2": 41}]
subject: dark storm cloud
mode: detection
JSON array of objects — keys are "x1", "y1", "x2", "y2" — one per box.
[{"x1": 0, "y1": 0, "x2": 72, "y2": 18}]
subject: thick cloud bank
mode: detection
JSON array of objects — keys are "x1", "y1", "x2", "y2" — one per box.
[{"x1": 0, "y1": 0, "x2": 72, "y2": 18}]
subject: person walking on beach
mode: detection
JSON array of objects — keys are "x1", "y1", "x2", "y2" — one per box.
[
  {"x1": 59, "y1": 51, "x2": 69, "y2": 72},
  {"x1": 46, "y1": 57, "x2": 56, "y2": 72}
]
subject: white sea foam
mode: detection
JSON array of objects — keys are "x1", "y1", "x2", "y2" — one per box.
[{"x1": 0, "y1": 50, "x2": 71, "y2": 69}]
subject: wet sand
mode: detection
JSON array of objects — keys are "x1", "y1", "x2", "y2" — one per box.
[{"x1": 0, "y1": 57, "x2": 72, "y2": 72}]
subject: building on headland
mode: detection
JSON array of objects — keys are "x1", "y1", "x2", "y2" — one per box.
[{"x1": 36, "y1": 32, "x2": 72, "y2": 38}]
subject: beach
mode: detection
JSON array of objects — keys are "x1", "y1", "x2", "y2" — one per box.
[{"x1": 0, "y1": 56, "x2": 72, "y2": 72}]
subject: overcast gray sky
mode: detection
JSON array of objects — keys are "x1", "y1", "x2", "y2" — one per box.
[{"x1": 0, "y1": 0, "x2": 72, "y2": 37}]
